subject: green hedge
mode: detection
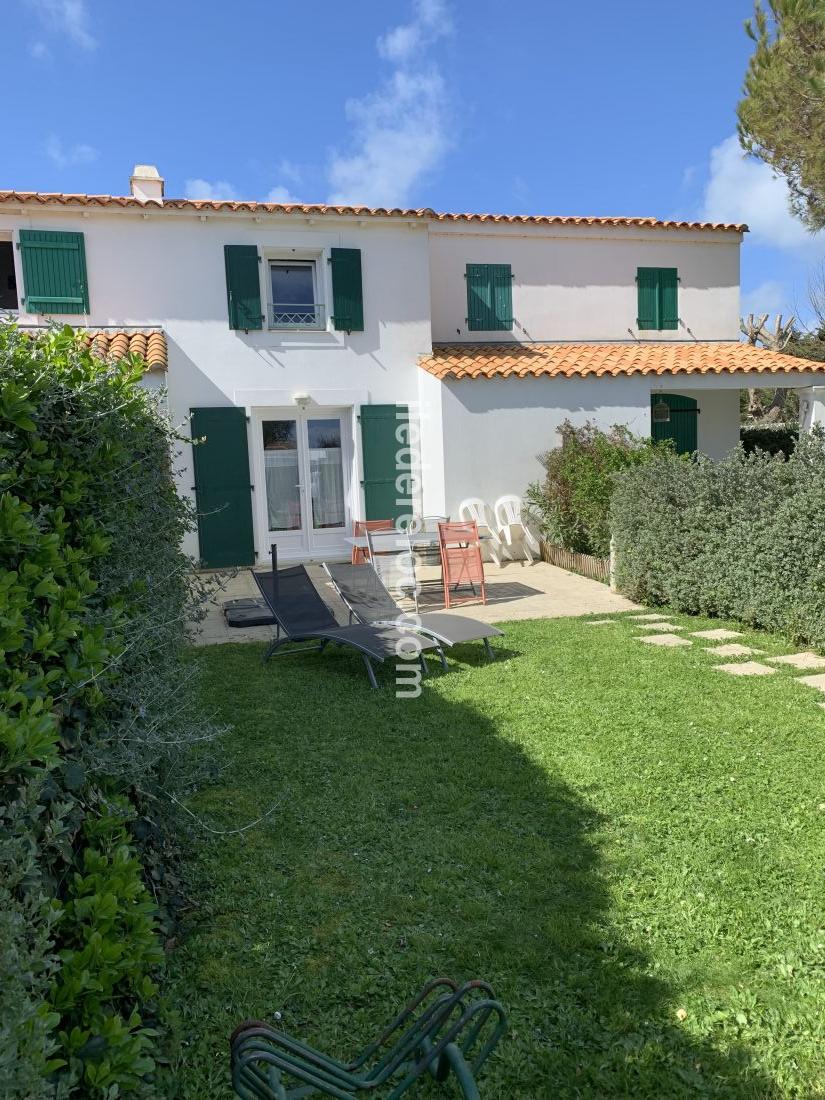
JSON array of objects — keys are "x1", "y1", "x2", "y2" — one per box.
[
  {"x1": 740, "y1": 423, "x2": 798, "y2": 456},
  {"x1": 0, "y1": 324, "x2": 214, "y2": 1097},
  {"x1": 611, "y1": 434, "x2": 825, "y2": 646},
  {"x1": 524, "y1": 421, "x2": 658, "y2": 557}
]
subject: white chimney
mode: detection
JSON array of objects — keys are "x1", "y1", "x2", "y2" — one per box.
[{"x1": 130, "y1": 164, "x2": 164, "y2": 203}]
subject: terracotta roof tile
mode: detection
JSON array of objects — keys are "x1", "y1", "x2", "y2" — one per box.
[
  {"x1": 87, "y1": 329, "x2": 167, "y2": 371},
  {"x1": 419, "y1": 342, "x2": 824, "y2": 380},
  {"x1": 0, "y1": 190, "x2": 747, "y2": 233}
]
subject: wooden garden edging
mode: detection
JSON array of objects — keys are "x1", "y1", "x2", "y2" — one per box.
[{"x1": 539, "y1": 540, "x2": 610, "y2": 583}]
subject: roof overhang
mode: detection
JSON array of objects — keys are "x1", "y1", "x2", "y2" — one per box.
[{"x1": 419, "y1": 342, "x2": 824, "y2": 381}]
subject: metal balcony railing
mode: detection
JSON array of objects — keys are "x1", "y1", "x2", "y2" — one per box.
[{"x1": 269, "y1": 302, "x2": 325, "y2": 329}]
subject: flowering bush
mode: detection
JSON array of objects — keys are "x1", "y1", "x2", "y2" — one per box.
[{"x1": 525, "y1": 421, "x2": 658, "y2": 557}]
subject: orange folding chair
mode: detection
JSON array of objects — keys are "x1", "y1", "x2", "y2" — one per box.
[
  {"x1": 438, "y1": 521, "x2": 487, "y2": 608},
  {"x1": 352, "y1": 519, "x2": 394, "y2": 564}
]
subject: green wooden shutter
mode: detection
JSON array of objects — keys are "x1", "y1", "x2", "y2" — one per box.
[
  {"x1": 190, "y1": 407, "x2": 255, "y2": 567},
  {"x1": 466, "y1": 263, "x2": 491, "y2": 330},
  {"x1": 360, "y1": 404, "x2": 410, "y2": 522},
  {"x1": 330, "y1": 247, "x2": 364, "y2": 332},
  {"x1": 650, "y1": 393, "x2": 698, "y2": 455},
  {"x1": 467, "y1": 264, "x2": 512, "y2": 330},
  {"x1": 19, "y1": 230, "x2": 89, "y2": 314},
  {"x1": 636, "y1": 267, "x2": 658, "y2": 330},
  {"x1": 490, "y1": 264, "x2": 513, "y2": 330},
  {"x1": 224, "y1": 245, "x2": 263, "y2": 330},
  {"x1": 659, "y1": 268, "x2": 679, "y2": 330}
]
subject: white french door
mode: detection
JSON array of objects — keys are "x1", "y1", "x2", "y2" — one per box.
[{"x1": 254, "y1": 407, "x2": 353, "y2": 561}]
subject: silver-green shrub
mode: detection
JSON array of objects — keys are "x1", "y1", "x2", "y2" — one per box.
[{"x1": 611, "y1": 432, "x2": 825, "y2": 645}]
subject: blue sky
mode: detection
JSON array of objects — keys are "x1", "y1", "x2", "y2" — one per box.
[{"x1": 6, "y1": 0, "x2": 824, "y2": 326}]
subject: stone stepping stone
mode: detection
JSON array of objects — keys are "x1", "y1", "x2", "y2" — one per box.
[
  {"x1": 796, "y1": 673, "x2": 825, "y2": 692},
  {"x1": 691, "y1": 629, "x2": 743, "y2": 641},
  {"x1": 585, "y1": 619, "x2": 615, "y2": 626},
  {"x1": 715, "y1": 661, "x2": 776, "y2": 676},
  {"x1": 637, "y1": 633, "x2": 692, "y2": 647},
  {"x1": 627, "y1": 613, "x2": 668, "y2": 621},
  {"x1": 767, "y1": 652, "x2": 825, "y2": 670},
  {"x1": 706, "y1": 643, "x2": 762, "y2": 657},
  {"x1": 636, "y1": 622, "x2": 684, "y2": 632}
]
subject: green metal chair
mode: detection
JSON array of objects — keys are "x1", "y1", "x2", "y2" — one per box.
[{"x1": 230, "y1": 978, "x2": 508, "y2": 1099}]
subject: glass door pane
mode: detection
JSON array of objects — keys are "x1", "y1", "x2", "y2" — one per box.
[
  {"x1": 262, "y1": 420, "x2": 302, "y2": 531},
  {"x1": 306, "y1": 418, "x2": 345, "y2": 530}
]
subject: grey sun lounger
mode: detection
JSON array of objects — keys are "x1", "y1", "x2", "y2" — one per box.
[
  {"x1": 323, "y1": 562, "x2": 503, "y2": 660},
  {"x1": 252, "y1": 552, "x2": 443, "y2": 689}
]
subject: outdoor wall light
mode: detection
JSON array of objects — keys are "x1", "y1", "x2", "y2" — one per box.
[
  {"x1": 652, "y1": 399, "x2": 671, "y2": 424},
  {"x1": 292, "y1": 392, "x2": 311, "y2": 407}
]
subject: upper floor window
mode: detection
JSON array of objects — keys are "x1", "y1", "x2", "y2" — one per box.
[
  {"x1": 0, "y1": 241, "x2": 18, "y2": 310},
  {"x1": 269, "y1": 259, "x2": 324, "y2": 329},
  {"x1": 224, "y1": 244, "x2": 364, "y2": 334},
  {"x1": 465, "y1": 263, "x2": 513, "y2": 331},
  {"x1": 637, "y1": 267, "x2": 679, "y2": 331}
]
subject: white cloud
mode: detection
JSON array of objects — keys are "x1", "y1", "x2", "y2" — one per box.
[
  {"x1": 184, "y1": 178, "x2": 239, "y2": 201},
  {"x1": 45, "y1": 135, "x2": 98, "y2": 168},
  {"x1": 701, "y1": 134, "x2": 822, "y2": 252},
  {"x1": 327, "y1": 2, "x2": 452, "y2": 207},
  {"x1": 266, "y1": 185, "x2": 301, "y2": 204},
  {"x1": 740, "y1": 280, "x2": 794, "y2": 318},
  {"x1": 377, "y1": 0, "x2": 452, "y2": 62},
  {"x1": 27, "y1": 0, "x2": 96, "y2": 51},
  {"x1": 276, "y1": 159, "x2": 303, "y2": 186}
]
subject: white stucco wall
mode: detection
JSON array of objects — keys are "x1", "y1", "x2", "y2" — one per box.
[
  {"x1": 428, "y1": 376, "x2": 755, "y2": 515},
  {"x1": 0, "y1": 206, "x2": 433, "y2": 558},
  {"x1": 429, "y1": 374, "x2": 652, "y2": 516},
  {"x1": 429, "y1": 222, "x2": 742, "y2": 344}
]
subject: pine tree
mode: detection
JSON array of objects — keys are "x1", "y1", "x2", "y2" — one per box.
[{"x1": 738, "y1": 0, "x2": 825, "y2": 231}]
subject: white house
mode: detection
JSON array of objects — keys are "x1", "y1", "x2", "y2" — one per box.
[{"x1": 2, "y1": 164, "x2": 823, "y2": 567}]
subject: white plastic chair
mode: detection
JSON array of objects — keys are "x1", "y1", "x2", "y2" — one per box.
[
  {"x1": 493, "y1": 494, "x2": 540, "y2": 563},
  {"x1": 458, "y1": 498, "x2": 507, "y2": 566}
]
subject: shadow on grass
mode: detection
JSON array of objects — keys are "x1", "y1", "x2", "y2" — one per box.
[{"x1": 167, "y1": 642, "x2": 777, "y2": 1099}]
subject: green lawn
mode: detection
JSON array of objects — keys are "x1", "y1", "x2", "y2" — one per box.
[{"x1": 167, "y1": 614, "x2": 825, "y2": 1098}]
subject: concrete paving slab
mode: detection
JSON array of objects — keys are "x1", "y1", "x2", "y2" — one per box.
[
  {"x1": 715, "y1": 661, "x2": 776, "y2": 676},
  {"x1": 796, "y1": 673, "x2": 825, "y2": 692},
  {"x1": 627, "y1": 613, "x2": 668, "y2": 621},
  {"x1": 767, "y1": 652, "x2": 825, "y2": 670},
  {"x1": 637, "y1": 633, "x2": 692, "y2": 647},
  {"x1": 691, "y1": 629, "x2": 743, "y2": 641},
  {"x1": 190, "y1": 560, "x2": 640, "y2": 647},
  {"x1": 706, "y1": 643, "x2": 762, "y2": 657},
  {"x1": 636, "y1": 622, "x2": 684, "y2": 632}
]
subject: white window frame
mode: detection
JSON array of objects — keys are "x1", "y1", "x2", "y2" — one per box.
[{"x1": 267, "y1": 254, "x2": 326, "y2": 331}]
